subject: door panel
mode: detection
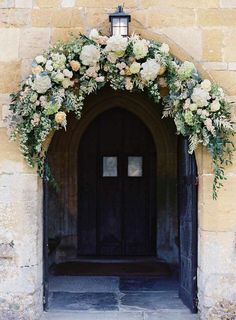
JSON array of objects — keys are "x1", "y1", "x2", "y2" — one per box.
[
  {"x1": 178, "y1": 136, "x2": 198, "y2": 313},
  {"x1": 78, "y1": 108, "x2": 156, "y2": 257}
]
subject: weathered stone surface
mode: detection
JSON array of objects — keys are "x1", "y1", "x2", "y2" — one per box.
[
  {"x1": 141, "y1": 0, "x2": 219, "y2": 8},
  {"x1": 0, "y1": 28, "x2": 20, "y2": 62},
  {"x1": 0, "y1": 62, "x2": 20, "y2": 93},
  {"x1": 15, "y1": 0, "x2": 32, "y2": 8},
  {"x1": 61, "y1": 0, "x2": 75, "y2": 7},
  {"x1": 35, "y1": 0, "x2": 59, "y2": 7},
  {"x1": 19, "y1": 27, "x2": 50, "y2": 59},
  {"x1": 160, "y1": 27, "x2": 202, "y2": 60},
  {"x1": 197, "y1": 9, "x2": 236, "y2": 26},
  {"x1": 202, "y1": 29, "x2": 223, "y2": 61},
  {"x1": 147, "y1": 8, "x2": 196, "y2": 27},
  {"x1": 220, "y1": 0, "x2": 236, "y2": 7},
  {"x1": 223, "y1": 29, "x2": 236, "y2": 61},
  {"x1": 0, "y1": 0, "x2": 14, "y2": 8},
  {"x1": 207, "y1": 299, "x2": 236, "y2": 319}
]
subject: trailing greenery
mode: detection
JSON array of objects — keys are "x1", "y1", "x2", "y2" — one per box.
[{"x1": 8, "y1": 29, "x2": 235, "y2": 199}]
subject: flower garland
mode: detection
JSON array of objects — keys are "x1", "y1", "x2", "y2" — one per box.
[{"x1": 8, "y1": 29, "x2": 235, "y2": 199}]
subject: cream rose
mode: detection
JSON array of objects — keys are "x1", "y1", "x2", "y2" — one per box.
[
  {"x1": 89, "y1": 28, "x2": 100, "y2": 41},
  {"x1": 70, "y1": 60, "x2": 80, "y2": 72},
  {"x1": 210, "y1": 99, "x2": 221, "y2": 112},
  {"x1": 80, "y1": 44, "x2": 100, "y2": 66},
  {"x1": 55, "y1": 111, "x2": 67, "y2": 126},
  {"x1": 201, "y1": 79, "x2": 212, "y2": 92},
  {"x1": 35, "y1": 55, "x2": 46, "y2": 65},
  {"x1": 129, "y1": 61, "x2": 141, "y2": 74}
]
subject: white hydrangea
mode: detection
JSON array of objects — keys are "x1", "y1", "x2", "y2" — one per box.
[
  {"x1": 45, "y1": 60, "x2": 53, "y2": 72},
  {"x1": 191, "y1": 87, "x2": 211, "y2": 108},
  {"x1": 32, "y1": 75, "x2": 52, "y2": 94},
  {"x1": 201, "y1": 79, "x2": 212, "y2": 92},
  {"x1": 105, "y1": 35, "x2": 128, "y2": 57},
  {"x1": 51, "y1": 53, "x2": 67, "y2": 70},
  {"x1": 35, "y1": 55, "x2": 46, "y2": 65},
  {"x1": 89, "y1": 28, "x2": 100, "y2": 41},
  {"x1": 178, "y1": 61, "x2": 195, "y2": 80},
  {"x1": 133, "y1": 39, "x2": 149, "y2": 60},
  {"x1": 140, "y1": 59, "x2": 160, "y2": 82},
  {"x1": 160, "y1": 43, "x2": 170, "y2": 54},
  {"x1": 210, "y1": 99, "x2": 221, "y2": 112},
  {"x1": 80, "y1": 44, "x2": 100, "y2": 66}
]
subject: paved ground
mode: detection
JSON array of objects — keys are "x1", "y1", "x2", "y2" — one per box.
[{"x1": 42, "y1": 276, "x2": 198, "y2": 320}]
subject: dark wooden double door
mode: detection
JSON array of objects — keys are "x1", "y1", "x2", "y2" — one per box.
[{"x1": 78, "y1": 108, "x2": 157, "y2": 257}]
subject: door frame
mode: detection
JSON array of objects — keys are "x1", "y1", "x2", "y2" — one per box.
[{"x1": 43, "y1": 88, "x2": 198, "y2": 312}]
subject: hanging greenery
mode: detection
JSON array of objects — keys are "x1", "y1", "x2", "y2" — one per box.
[{"x1": 8, "y1": 29, "x2": 235, "y2": 199}]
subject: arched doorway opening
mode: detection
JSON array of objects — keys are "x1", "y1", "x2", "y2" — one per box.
[{"x1": 44, "y1": 87, "x2": 198, "y2": 314}]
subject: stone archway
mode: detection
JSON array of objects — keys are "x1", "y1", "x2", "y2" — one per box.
[{"x1": 44, "y1": 86, "x2": 197, "y2": 313}]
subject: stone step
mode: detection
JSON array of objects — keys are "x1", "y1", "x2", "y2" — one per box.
[{"x1": 42, "y1": 310, "x2": 198, "y2": 320}]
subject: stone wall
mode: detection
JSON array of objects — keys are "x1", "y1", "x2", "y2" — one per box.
[{"x1": 0, "y1": 0, "x2": 236, "y2": 319}]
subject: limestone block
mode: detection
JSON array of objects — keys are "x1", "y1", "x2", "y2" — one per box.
[
  {"x1": 15, "y1": 0, "x2": 32, "y2": 8},
  {"x1": 197, "y1": 9, "x2": 236, "y2": 26},
  {"x1": 132, "y1": 10, "x2": 148, "y2": 28},
  {"x1": 141, "y1": 0, "x2": 219, "y2": 8},
  {"x1": 52, "y1": 27, "x2": 83, "y2": 43},
  {"x1": 0, "y1": 173, "x2": 39, "y2": 203},
  {"x1": 208, "y1": 70, "x2": 236, "y2": 95},
  {"x1": 19, "y1": 27, "x2": 50, "y2": 59},
  {"x1": 85, "y1": 8, "x2": 109, "y2": 29},
  {"x1": 228, "y1": 62, "x2": 236, "y2": 70},
  {"x1": 0, "y1": 128, "x2": 35, "y2": 174},
  {"x1": 0, "y1": 288, "x2": 43, "y2": 320},
  {"x1": 202, "y1": 29, "x2": 223, "y2": 62},
  {"x1": 35, "y1": 0, "x2": 59, "y2": 7},
  {"x1": 0, "y1": 28, "x2": 20, "y2": 62},
  {"x1": 220, "y1": 0, "x2": 236, "y2": 7},
  {"x1": 0, "y1": 0, "x2": 14, "y2": 8},
  {"x1": 160, "y1": 27, "x2": 202, "y2": 60},
  {"x1": 21, "y1": 58, "x2": 33, "y2": 79},
  {"x1": 51, "y1": 8, "x2": 73, "y2": 28},
  {"x1": 0, "y1": 9, "x2": 8, "y2": 27},
  {"x1": 0, "y1": 242, "x2": 14, "y2": 258},
  {"x1": 31, "y1": 8, "x2": 53, "y2": 27},
  {"x1": 7, "y1": 8, "x2": 31, "y2": 27},
  {"x1": 147, "y1": 8, "x2": 196, "y2": 27},
  {"x1": 198, "y1": 230, "x2": 236, "y2": 275},
  {"x1": 0, "y1": 62, "x2": 20, "y2": 93},
  {"x1": 70, "y1": 8, "x2": 84, "y2": 27},
  {"x1": 198, "y1": 272, "x2": 236, "y2": 308},
  {"x1": 75, "y1": 0, "x2": 136, "y2": 7},
  {"x1": 202, "y1": 62, "x2": 227, "y2": 70},
  {"x1": 223, "y1": 29, "x2": 236, "y2": 62},
  {"x1": 61, "y1": 0, "x2": 75, "y2": 7}
]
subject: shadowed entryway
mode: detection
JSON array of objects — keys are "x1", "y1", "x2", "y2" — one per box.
[{"x1": 44, "y1": 88, "x2": 197, "y2": 314}]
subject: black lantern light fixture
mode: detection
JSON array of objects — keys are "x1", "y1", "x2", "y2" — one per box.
[{"x1": 109, "y1": 5, "x2": 131, "y2": 37}]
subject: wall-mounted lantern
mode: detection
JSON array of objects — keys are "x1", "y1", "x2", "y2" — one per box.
[{"x1": 109, "y1": 5, "x2": 131, "y2": 37}]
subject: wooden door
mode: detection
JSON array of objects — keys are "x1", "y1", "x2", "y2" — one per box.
[
  {"x1": 78, "y1": 108, "x2": 156, "y2": 257},
  {"x1": 178, "y1": 136, "x2": 198, "y2": 313}
]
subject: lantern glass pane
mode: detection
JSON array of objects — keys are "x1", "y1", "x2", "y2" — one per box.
[
  {"x1": 120, "y1": 18, "x2": 127, "y2": 27},
  {"x1": 120, "y1": 26, "x2": 127, "y2": 36},
  {"x1": 113, "y1": 18, "x2": 120, "y2": 27},
  {"x1": 113, "y1": 27, "x2": 121, "y2": 36}
]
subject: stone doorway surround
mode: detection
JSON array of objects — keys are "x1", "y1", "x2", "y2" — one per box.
[{"x1": 0, "y1": 24, "x2": 235, "y2": 320}]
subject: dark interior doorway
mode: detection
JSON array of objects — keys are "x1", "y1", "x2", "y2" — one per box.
[
  {"x1": 43, "y1": 88, "x2": 198, "y2": 314},
  {"x1": 77, "y1": 108, "x2": 156, "y2": 257}
]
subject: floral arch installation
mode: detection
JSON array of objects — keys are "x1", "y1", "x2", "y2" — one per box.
[{"x1": 8, "y1": 29, "x2": 234, "y2": 199}]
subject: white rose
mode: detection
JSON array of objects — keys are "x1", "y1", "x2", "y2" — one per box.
[
  {"x1": 105, "y1": 35, "x2": 128, "y2": 57},
  {"x1": 63, "y1": 69, "x2": 73, "y2": 78},
  {"x1": 210, "y1": 99, "x2": 221, "y2": 112},
  {"x1": 140, "y1": 59, "x2": 160, "y2": 82},
  {"x1": 35, "y1": 55, "x2": 46, "y2": 65},
  {"x1": 129, "y1": 61, "x2": 141, "y2": 74},
  {"x1": 80, "y1": 44, "x2": 100, "y2": 66},
  {"x1": 160, "y1": 43, "x2": 170, "y2": 54},
  {"x1": 133, "y1": 39, "x2": 149, "y2": 60},
  {"x1": 33, "y1": 75, "x2": 51, "y2": 94},
  {"x1": 201, "y1": 79, "x2": 212, "y2": 92},
  {"x1": 89, "y1": 28, "x2": 100, "y2": 40},
  {"x1": 191, "y1": 87, "x2": 210, "y2": 108},
  {"x1": 45, "y1": 60, "x2": 53, "y2": 72}
]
